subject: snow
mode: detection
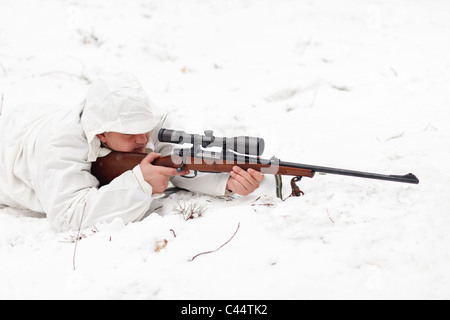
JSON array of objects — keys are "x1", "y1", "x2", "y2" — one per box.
[{"x1": 1, "y1": 0, "x2": 450, "y2": 299}]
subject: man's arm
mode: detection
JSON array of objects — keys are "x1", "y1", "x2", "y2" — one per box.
[{"x1": 33, "y1": 132, "x2": 160, "y2": 231}]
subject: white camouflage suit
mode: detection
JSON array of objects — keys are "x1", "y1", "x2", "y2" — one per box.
[{"x1": 0, "y1": 73, "x2": 229, "y2": 230}]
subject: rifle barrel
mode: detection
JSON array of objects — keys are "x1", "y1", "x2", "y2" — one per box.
[
  {"x1": 279, "y1": 160, "x2": 419, "y2": 184},
  {"x1": 205, "y1": 152, "x2": 419, "y2": 184}
]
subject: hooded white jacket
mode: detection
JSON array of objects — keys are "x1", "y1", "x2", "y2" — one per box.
[{"x1": 0, "y1": 73, "x2": 229, "y2": 230}]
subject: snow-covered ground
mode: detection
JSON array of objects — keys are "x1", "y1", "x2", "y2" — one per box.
[{"x1": 1, "y1": 0, "x2": 449, "y2": 299}]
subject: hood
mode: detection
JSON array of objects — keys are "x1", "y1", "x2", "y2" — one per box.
[{"x1": 81, "y1": 73, "x2": 162, "y2": 161}]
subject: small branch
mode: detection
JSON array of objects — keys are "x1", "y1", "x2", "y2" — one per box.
[
  {"x1": 72, "y1": 203, "x2": 87, "y2": 271},
  {"x1": 40, "y1": 71, "x2": 92, "y2": 85},
  {"x1": 0, "y1": 61, "x2": 6, "y2": 77},
  {"x1": 326, "y1": 209, "x2": 335, "y2": 224},
  {"x1": 173, "y1": 201, "x2": 207, "y2": 220},
  {"x1": 190, "y1": 222, "x2": 240, "y2": 261},
  {"x1": 251, "y1": 203, "x2": 274, "y2": 207}
]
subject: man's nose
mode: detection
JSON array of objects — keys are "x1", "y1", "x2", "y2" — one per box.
[{"x1": 135, "y1": 134, "x2": 148, "y2": 144}]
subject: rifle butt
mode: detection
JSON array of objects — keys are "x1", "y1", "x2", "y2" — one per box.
[{"x1": 91, "y1": 151, "x2": 146, "y2": 187}]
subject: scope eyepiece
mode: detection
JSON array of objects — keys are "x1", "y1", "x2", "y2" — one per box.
[
  {"x1": 158, "y1": 128, "x2": 185, "y2": 144},
  {"x1": 158, "y1": 128, "x2": 265, "y2": 156}
]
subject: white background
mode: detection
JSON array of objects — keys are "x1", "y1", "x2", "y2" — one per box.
[{"x1": 0, "y1": 0, "x2": 449, "y2": 299}]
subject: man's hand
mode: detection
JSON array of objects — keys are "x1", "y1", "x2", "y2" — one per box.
[
  {"x1": 226, "y1": 166, "x2": 264, "y2": 196},
  {"x1": 139, "y1": 152, "x2": 189, "y2": 194}
]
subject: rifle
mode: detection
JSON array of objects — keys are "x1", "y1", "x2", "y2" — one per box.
[{"x1": 91, "y1": 128, "x2": 419, "y2": 199}]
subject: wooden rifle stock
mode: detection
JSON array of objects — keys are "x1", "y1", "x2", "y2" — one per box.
[
  {"x1": 90, "y1": 151, "x2": 314, "y2": 187},
  {"x1": 91, "y1": 152, "x2": 147, "y2": 187}
]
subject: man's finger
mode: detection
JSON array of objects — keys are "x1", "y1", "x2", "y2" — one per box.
[
  {"x1": 230, "y1": 170, "x2": 252, "y2": 192},
  {"x1": 157, "y1": 166, "x2": 190, "y2": 177},
  {"x1": 143, "y1": 152, "x2": 161, "y2": 163},
  {"x1": 248, "y1": 168, "x2": 265, "y2": 182},
  {"x1": 228, "y1": 177, "x2": 250, "y2": 195},
  {"x1": 233, "y1": 166, "x2": 259, "y2": 186}
]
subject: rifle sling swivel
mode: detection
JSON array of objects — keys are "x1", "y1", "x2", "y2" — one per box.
[{"x1": 281, "y1": 176, "x2": 305, "y2": 201}]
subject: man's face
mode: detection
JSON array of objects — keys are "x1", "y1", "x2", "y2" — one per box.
[{"x1": 96, "y1": 132, "x2": 150, "y2": 153}]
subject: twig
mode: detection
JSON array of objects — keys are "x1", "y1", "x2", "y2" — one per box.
[
  {"x1": 326, "y1": 209, "x2": 335, "y2": 224},
  {"x1": 73, "y1": 202, "x2": 87, "y2": 271},
  {"x1": 170, "y1": 229, "x2": 176, "y2": 237},
  {"x1": 190, "y1": 222, "x2": 240, "y2": 261},
  {"x1": 41, "y1": 71, "x2": 92, "y2": 85},
  {"x1": 0, "y1": 61, "x2": 6, "y2": 77},
  {"x1": 390, "y1": 67, "x2": 398, "y2": 77},
  {"x1": 173, "y1": 201, "x2": 207, "y2": 220},
  {"x1": 251, "y1": 203, "x2": 274, "y2": 207}
]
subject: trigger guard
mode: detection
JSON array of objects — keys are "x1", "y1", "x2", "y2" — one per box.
[{"x1": 181, "y1": 170, "x2": 198, "y2": 179}]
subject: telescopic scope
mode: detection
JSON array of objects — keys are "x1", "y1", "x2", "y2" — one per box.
[{"x1": 158, "y1": 128, "x2": 265, "y2": 156}]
